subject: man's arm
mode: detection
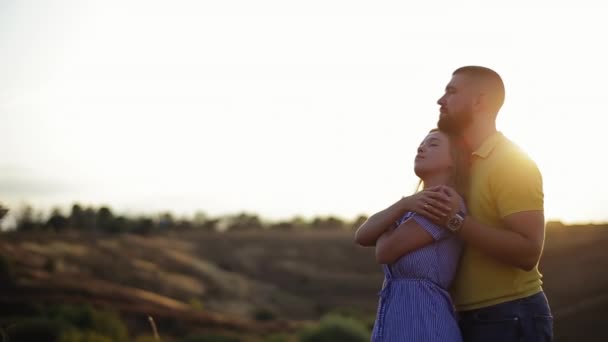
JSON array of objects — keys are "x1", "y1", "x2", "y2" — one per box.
[
  {"x1": 431, "y1": 154, "x2": 545, "y2": 271},
  {"x1": 458, "y1": 210, "x2": 545, "y2": 271}
]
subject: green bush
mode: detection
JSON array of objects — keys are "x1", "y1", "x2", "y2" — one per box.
[
  {"x1": 134, "y1": 335, "x2": 162, "y2": 342},
  {"x1": 47, "y1": 304, "x2": 95, "y2": 329},
  {"x1": 44, "y1": 257, "x2": 57, "y2": 273},
  {"x1": 1, "y1": 305, "x2": 130, "y2": 342},
  {"x1": 253, "y1": 307, "x2": 276, "y2": 321},
  {"x1": 189, "y1": 298, "x2": 204, "y2": 311},
  {"x1": 0, "y1": 254, "x2": 16, "y2": 288},
  {"x1": 59, "y1": 329, "x2": 114, "y2": 342},
  {"x1": 88, "y1": 308, "x2": 129, "y2": 341},
  {"x1": 265, "y1": 333, "x2": 291, "y2": 342},
  {"x1": 5, "y1": 317, "x2": 67, "y2": 342},
  {"x1": 325, "y1": 307, "x2": 375, "y2": 331},
  {"x1": 180, "y1": 333, "x2": 241, "y2": 342},
  {"x1": 46, "y1": 304, "x2": 129, "y2": 342},
  {"x1": 298, "y1": 314, "x2": 370, "y2": 342}
]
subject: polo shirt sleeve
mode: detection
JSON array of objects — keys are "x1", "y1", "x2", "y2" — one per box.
[
  {"x1": 492, "y1": 155, "x2": 544, "y2": 218},
  {"x1": 410, "y1": 213, "x2": 450, "y2": 241}
]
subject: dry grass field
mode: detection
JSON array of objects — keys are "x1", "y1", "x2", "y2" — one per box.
[{"x1": 0, "y1": 223, "x2": 606, "y2": 340}]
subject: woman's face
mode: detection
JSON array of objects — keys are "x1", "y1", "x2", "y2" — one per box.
[{"x1": 414, "y1": 130, "x2": 453, "y2": 178}]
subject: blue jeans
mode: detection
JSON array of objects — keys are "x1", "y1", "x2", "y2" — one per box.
[{"x1": 458, "y1": 291, "x2": 553, "y2": 342}]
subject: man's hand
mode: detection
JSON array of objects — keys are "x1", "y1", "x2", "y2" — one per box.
[
  {"x1": 426, "y1": 185, "x2": 463, "y2": 227},
  {"x1": 426, "y1": 186, "x2": 546, "y2": 271},
  {"x1": 405, "y1": 186, "x2": 452, "y2": 221}
]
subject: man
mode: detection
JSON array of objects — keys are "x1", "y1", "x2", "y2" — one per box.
[{"x1": 427, "y1": 66, "x2": 553, "y2": 341}]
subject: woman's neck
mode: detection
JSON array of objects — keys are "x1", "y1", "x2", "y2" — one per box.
[{"x1": 422, "y1": 173, "x2": 451, "y2": 189}]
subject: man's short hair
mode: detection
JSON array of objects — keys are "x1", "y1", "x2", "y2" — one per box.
[{"x1": 453, "y1": 66, "x2": 505, "y2": 115}]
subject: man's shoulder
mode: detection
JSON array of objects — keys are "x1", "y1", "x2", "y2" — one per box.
[
  {"x1": 493, "y1": 135, "x2": 539, "y2": 166},
  {"x1": 487, "y1": 135, "x2": 542, "y2": 184}
]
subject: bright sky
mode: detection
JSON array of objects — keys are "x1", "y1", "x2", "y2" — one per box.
[{"x1": 1, "y1": 1, "x2": 606, "y2": 224}]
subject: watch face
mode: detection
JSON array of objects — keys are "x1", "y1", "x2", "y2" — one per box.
[{"x1": 448, "y1": 217, "x2": 461, "y2": 230}]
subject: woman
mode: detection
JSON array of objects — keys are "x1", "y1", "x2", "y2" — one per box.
[{"x1": 355, "y1": 128, "x2": 469, "y2": 342}]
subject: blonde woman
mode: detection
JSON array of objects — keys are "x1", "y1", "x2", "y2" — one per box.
[{"x1": 355, "y1": 128, "x2": 469, "y2": 342}]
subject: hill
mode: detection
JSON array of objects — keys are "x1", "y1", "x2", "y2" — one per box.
[{"x1": 1, "y1": 224, "x2": 607, "y2": 340}]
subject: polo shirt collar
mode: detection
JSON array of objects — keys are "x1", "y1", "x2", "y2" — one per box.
[{"x1": 472, "y1": 131, "x2": 504, "y2": 158}]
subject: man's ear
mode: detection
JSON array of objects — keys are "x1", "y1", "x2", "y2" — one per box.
[{"x1": 473, "y1": 92, "x2": 487, "y2": 111}]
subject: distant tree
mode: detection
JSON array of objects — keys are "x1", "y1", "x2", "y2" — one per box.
[
  {"x1": 268, "y1": 215, "x2": 310, "y2": 230},
  {"x1": 311, "y1": 216, "x2": 345, "y2": 230},
  {"x1": 192, "y1": 211, "x2": 218, "y2": 231},
  {"x1": 112, "y1": 216, "x2": 129, "y2": 233},
  {"x1": 225, "y1": 212, "x2": 264, "y2": 231},
  {"x1": 47, "y1": 208, "x2": 69, "y2": 231},
  {"x1": 174, "y1": 218, "x2": 193, "y2": 230},
  {"x1": 130, "y1": 218, "x2": 156, "y2": 235},
  {"x1": 290, "y1": 216, "x2": 310, "y2": 230},
  {"x1": 268, "y1": 220, "x2": 294, "y2": 230},
  {"x1": 69, "y1": 204, "x2": 85, "y2": 230},
  {"x1": 96, "y1": 206, "x2": 116, "y2": 232},
  {"x1": 0, "y1": 203, "x2": 8, "y2": 221},
  {"x1": 16, "y1": 205, "x2": 42, "y2": 231},
  {"x1": 82, "y1": 207, "x2": 97, "y2": 230},
  {"x1": 158, "y1": 212, "x2": 174, "y2": 230},
  {"x1": 192, "y1": 211, "x2": 208, "y2": 225},
  {"x1": 201, "y1": 218, "x2": 219, "y2": 231},
  {"x1": 349, "y1": 214, "x2": 368, "y2": 230}
]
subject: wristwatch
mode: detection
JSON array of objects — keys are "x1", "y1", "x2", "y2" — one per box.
[{"x1": 446, "y1": 210, "x2": 466, "y2": 232}]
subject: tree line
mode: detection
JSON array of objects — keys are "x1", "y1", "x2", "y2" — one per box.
[{"x1": 0, "y1": 203, "x2": 368, "y2": 234}]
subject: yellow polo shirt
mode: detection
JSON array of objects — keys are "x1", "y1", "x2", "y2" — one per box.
[{"x1": 451, "y1": 131, "x2": 544, "y2": 311}]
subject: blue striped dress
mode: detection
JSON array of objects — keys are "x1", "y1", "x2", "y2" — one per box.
[{"x1": 371, "y1": 211, "x2": 463, "y2": 342}]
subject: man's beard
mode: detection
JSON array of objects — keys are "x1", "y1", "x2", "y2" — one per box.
[{"x1": 437, "y1": 111, "x2": 473, "y2": 135}]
